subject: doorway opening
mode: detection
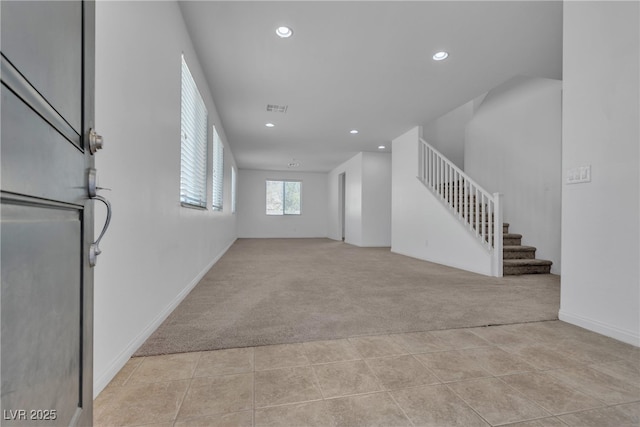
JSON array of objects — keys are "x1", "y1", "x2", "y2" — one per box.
[{"x1": 338, "y1": 172, "x2": 346, "y2": 242}]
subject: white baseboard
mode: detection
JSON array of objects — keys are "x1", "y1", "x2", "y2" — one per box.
[
  {"x1": 93, "y1": 238, "x2": 237, "y2": 396},
  {"x1": 559, "y1": 309, "x2": 640, "y2": 347}
]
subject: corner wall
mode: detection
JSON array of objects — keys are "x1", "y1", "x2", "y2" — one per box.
[
  {"x1": 94, "y1": 1, "x2": 237, "y2": 395},
  {"x1": 237, "y1": 169, "x2": 328, "y2": 238},
  {"x1": 464, "y1": 76, "x2": 562, "y2": 274},
  {"x1": 327, "y1": 152, "x2": 391, "y2": 247},
  {"x1": 421, "y1": 93, "x2": 487, "y2": 171},
  {"x1": 361, "y1": 152, "x2": 392, "y2": 247},
  {"x1": 422, "y1": 101, "x2": 473, "y2": 170},
  {"x1": 560, "y1": 1, "x2": 639, "y2": 345},
  {"x1": 391, "y1": 127, "x2": 493, "y2": 275}
]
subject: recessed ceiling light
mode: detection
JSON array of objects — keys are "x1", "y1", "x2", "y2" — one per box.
[
  {"x1": 378, "y1": 145, "x2": 386, "y2": 150},
  {"x1": 432, "y1": 51, "x2": 449, "y2": 61},
  {"x1": 276, "y1": 26, "x2": 293, "y2": 38},
  {"x1": 265, "y1": 123, "x2": 275, "y2": 128},
  {"x1": 350, "y1": 129, "x2": 359, "y2": 134}
]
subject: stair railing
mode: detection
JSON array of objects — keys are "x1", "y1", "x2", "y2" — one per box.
[{"x1": 418, "y1": 138, "x2": 503, "y2": 276}]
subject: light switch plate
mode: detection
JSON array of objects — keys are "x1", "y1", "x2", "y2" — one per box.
[{"x1": 566, "y1": 165, "x2": 591, "y2": 184}]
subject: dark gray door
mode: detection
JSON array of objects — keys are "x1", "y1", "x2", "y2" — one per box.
[{"x1": 1, "y1": 1, "x2": 96, "y2": 425}]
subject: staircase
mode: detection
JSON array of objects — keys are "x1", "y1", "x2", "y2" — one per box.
[
  {"x1": 502, "y1": 223, "x2": 552, "y2": 275},
  {"x1": 418, "y1": 137, "x2": 552, "y2": 277},
  {"x1": 440, "y1": 192, "x2": 552, "y2": 275},
  {"x1": 418, "y1": 138, "x2": 503, "y2": 277}
]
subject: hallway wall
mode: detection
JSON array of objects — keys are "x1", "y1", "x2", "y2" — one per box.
[
  {"x1": 94, "y1": 1, "x2": 237, "y2": 395},
  {"x1": 560, "y1": 1, "x2": 640, "y2": 346}
]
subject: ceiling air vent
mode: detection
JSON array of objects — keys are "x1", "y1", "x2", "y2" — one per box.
[{"x1": 266, "y1": 104, "x2": 288, "y2": 113}]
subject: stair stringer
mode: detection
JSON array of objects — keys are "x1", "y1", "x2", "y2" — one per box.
[{"x1": 391, "y1": 126, "x2": 495, "y2": 276}]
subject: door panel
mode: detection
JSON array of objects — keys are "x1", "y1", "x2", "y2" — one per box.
[
  {"x1": 1, "y1": 203, "x2": 82, "y2": 426},
  {"x1": 1, "y1": 87, "x2": 85, "y2": 206},
  {"x1": 1, "y1": 1, "x2": 95, "y2": 426},
  {"x1": 1, "y1": 0, "x2": 83, "y2": 134}
]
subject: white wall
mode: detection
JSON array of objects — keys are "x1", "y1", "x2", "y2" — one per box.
[
  {"x1": 94, "y1": 1, "x2": 237, "y2": 395},
  {"x1": 422, "y1": 101, "x2": 473, "y2": 170},
  {"x1": 327, "y1": 152, "x2": 392, "y2": 247},
  {"x1": 465, "y1": 76, "x2": 562, "y2": 274},
  {"x1": 391, "y1": 127, "x2": 493, "y2": 275},
  {"x1": 421, "y1": 93, "x2": 487, "y2": 170},
  {"x1": 560, "y1": 1, "x2": 640, "y2": 346},
  {"x1": 237, "y1": 169, "x2": 328, "y2": 238},
  {"x1": 361, "y1": 152, "x2": 392, "y2": 247}
]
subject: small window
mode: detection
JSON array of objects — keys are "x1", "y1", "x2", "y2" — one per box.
[
  {"x1": 180, "y1": 55, "x2": 208, "y2": 208},
  {"x1": 266, "y1": 180, "x2": 301, "y2": 215},
  {"x1": 212, "y1": 126, "x2": 224, "y2": 211},
  {"x1": 231, "y1": 166, "x2": 237, "y2": 213}
]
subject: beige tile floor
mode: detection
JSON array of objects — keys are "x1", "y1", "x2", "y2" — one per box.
[{"x1": 94, "y1": 321, "x2": 640, "y2": 427}]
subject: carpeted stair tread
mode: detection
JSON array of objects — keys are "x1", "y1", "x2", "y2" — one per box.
[
  {"x1": 503, "y1": 235, "x2": 523, "y2": 245},
  {"x1": 504, "y1": 245, "x2": 536, "y2": 252},
  {"x1": 504, "y1": 245, "x2": 536, "y2": 260},
  {"x1": 503, "y1": 258, "x2": 553, "y2": 275},
  {"x1": 504, "y1": 259, "x2": 552, "y2": 266},
  {"x1": 503, "y1": 233, "x2": 523, "y2": 239},
  {"x1": 504, "y1": 245, "x2": 537, "y2": 259}
]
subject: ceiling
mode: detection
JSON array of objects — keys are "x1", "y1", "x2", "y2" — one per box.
[{"x1": 179, "y1": 1, "x2": 562, "y2": 173}]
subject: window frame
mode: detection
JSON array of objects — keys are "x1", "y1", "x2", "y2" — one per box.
[
  {"x1": 211, "y1": 126, "x2": 224, "y2": 211},
  {"x1": 265, "y1": 179, "x2": 302, "y2": 216},
  {"x1": 231, "y1": 165, "x2": 237, "y2": 214}
]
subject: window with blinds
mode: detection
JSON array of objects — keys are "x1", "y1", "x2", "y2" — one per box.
[
  {"x1": 231, "y1": 166, "x2": 237, "y2": 213},
  {"x1": 212, "y1": 126, "x2": 224, "y2": 211},
  {"x1": 180, "y1": 55, "x2": 208, "y2": 208}
]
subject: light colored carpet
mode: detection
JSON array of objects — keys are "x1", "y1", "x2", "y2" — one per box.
[{"x1": 134, "y1": 238, "x2": 560, "y2": 356}]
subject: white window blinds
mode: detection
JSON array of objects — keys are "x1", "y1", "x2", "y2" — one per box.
[
  {"x1": 212, "y1": 127, "x2": 224, "y2": 211},
  {"x1": 180, "y1": 55, "x2": 208, "y2": 208}
]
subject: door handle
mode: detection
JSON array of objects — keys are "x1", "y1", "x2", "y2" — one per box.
[
  {"x1": 88, "y1": 168, "x2": 112, "y2": 267},
  {"x1": 90, "y1": 195, "x2": 111, "y2": 267}
]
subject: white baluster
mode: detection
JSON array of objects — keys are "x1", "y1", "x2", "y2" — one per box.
[
  {"x1": 453, "y1": 170, "x2": 458, "y2": 215},
  {"x1": 419, "y1": 142, "x2": 424, "y2": 181},
  {"x1": 447, "y1": 164, "x2": 452, "y2": 206},
  {"x1": 426, "y1": 147, "x2": 431, "y2": 187},
  {"x1": 475, "y1": 188, "x2": 480, "y2": 237},
  {"x1": 464, "y1": 179, "x2": 469, "y2": 222},
  {"x1": 480, "y1": 194, "x2": 491, "y2": 245}
]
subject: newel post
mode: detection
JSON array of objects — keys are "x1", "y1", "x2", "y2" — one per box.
[{"x1": 493, "y1": 192, "x2": 503, "y2": 277}]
